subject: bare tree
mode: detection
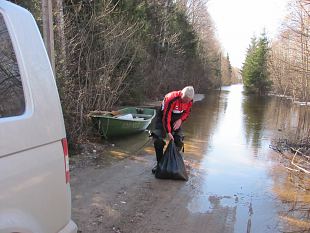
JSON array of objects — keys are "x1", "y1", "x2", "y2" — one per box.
[
  {"x1": 54, "y1": 0, "x2": 67, "y2": 80},
  {"x1": 41, "y1": 0, "x2": 55, "y2": 74},
  {"x1": 269, "y1": 0, "x2": 310, "y2": 102},
  {"x1": 62, "y1": 1, "x2": 142, "y2": 141}
]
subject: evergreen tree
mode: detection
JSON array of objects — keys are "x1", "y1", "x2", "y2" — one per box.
[
  {"x1": 242, "y1": 33, "x2": 272, "y2": 94},
  {"x1": 226, "y1": 53, "x2": 232, "y2": 82},
  {"x1": 227, "y1": 53, "x2": 232, "y2": 74}
]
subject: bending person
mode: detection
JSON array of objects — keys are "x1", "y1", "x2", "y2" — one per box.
[{"x1": 151, "y1": 86, "x2": 194, "y2": 173}]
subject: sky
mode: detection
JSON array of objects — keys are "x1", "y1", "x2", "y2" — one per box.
[{"x1": 207, "y1": 0, "x2": 291, "y2": 69}]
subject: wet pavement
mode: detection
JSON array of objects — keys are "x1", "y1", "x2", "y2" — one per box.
[{"x1": 71, "y1": 84, "x2": 310, "y2": 233}]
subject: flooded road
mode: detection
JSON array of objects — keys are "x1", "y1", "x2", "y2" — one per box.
[
  {"x1": 71, "y1": 84, "x2": 310, "y2": 233},
  {"x1": 186, "y1": 85, "x2": 278, "y2": 233},
  {"x1": 185, "y1": 85, "x2": 310, "y2": 233}
]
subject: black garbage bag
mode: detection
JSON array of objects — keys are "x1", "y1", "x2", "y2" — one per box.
[{"x1": 155, "y1": 140, "x2": 188, "y2": 181}]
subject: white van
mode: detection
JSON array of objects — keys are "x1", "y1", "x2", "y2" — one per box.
[{"x1": 0, "y1": 1, "x2": 77, "y2": 233}]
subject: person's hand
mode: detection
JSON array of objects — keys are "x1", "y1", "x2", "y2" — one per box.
[
  {"x1": 168, "y1": 133, "x2": 174, "y2": 141},
  {"x1": 173, "y1": 119, "x2": 182, "y2": 130}
]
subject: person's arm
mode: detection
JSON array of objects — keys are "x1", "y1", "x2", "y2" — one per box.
[
  {"x1": 180, "y1": 100, "x2": 193, "y2": 122},
  {"x1": 162, "y1": 96, "x2": 179, "y2": 134}
]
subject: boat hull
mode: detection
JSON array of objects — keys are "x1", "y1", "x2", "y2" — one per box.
[{"x1": 91, "y1": 107, "x2": 156, "y2": 138}]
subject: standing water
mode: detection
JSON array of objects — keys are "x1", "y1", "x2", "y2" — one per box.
[
  {"x1": 183, "y1": 84, "x2": 310, "y2": 233},
  {"x1": 108, "y1": 84, "x2": 310, "y2": 232}
]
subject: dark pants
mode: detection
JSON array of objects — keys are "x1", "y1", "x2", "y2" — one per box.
[{"x1": 152, "y1": 112, "x2": 184, "y2": 163}]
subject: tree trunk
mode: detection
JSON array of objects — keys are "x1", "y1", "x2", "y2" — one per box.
[
  {"x1": 41, "y1": 0, "x2": 55, "y2": 75},
  {"x1": 54, "y1": 0, "x2": 67, "y2": 79}
]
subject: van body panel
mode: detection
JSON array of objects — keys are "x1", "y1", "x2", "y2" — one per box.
[
  {"x1": 0, "y1": 142, "x2": 72, "y2": 233},
  {"x1": 0, "y1": 1, "x2": 77, "y2": 233},
  {"x1": 0, "y1": 1, "x2": 66, "y2": 157},
  {"x1": 0, "y1": 209, "x2": 43, "y2": 233},
  {"x1": 58, "y1": 220, "x2": 78, "y2": 233}
]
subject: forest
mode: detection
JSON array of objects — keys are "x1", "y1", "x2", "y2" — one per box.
[{"x1": 11, "y1": 0, "x2": 239, "y2": 144}]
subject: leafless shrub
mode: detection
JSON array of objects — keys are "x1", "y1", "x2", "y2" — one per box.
[{"x1": 62, "y1": 1, "x2": 142, "y2": 142}]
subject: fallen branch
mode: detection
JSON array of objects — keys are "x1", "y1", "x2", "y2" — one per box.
[{"x1": 290, "y1": 148, "x2": 310, "y2": 174}]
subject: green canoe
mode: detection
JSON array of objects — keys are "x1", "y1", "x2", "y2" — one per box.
[{"x1": 90, "y1": 107, "x2": 156, "y2": 138}]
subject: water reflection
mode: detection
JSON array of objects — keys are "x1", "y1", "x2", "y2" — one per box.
[
  {"x1": 242, "y1": 95, "x2": 269, "y2": 149},
  {"x1": 268, "y1": 158, "x2": 310, "y2": 233},
  {"x1": 184, "y1": 91, "x2": 221, "y2": 159},
  {"x1": 184, "y1": 84, "x2": 310, "y2": 233},
  {"x1": 264, "y1": 97, "x2": 310, "y2": 142}
]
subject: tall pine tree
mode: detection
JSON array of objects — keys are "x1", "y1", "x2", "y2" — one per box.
[{"x1": 242, "y1": 32, "x2": 272, "y2": 94}]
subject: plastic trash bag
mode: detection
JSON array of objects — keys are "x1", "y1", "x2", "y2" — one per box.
[{"x1": 155, "y1": 140, "x2": 188, "y2": 181}]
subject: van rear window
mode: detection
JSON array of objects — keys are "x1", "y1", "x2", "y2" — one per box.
[{"x1": 0, "y1": 13, "x2": 25, "y2": 118}]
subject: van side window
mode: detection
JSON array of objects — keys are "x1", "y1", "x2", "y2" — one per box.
[{"x1": 0, "y1": 13, "x2": 25, "y2": 118}]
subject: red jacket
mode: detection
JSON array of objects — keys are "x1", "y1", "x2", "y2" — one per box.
[{"x1": 161, "y1": 91, "x2": 193, "y2": 133}]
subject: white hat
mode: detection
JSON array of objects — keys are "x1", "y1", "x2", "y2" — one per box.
[{"x1": 181, "y1": 86, "x2": 195, "y2": 99}]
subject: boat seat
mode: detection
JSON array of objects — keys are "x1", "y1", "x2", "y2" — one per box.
[{"x1": 132, "y1": 113, "x2": 153, "y2": 119}]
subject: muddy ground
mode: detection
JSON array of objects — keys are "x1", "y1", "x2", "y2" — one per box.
[{"x1": 70, "y1": 142, "x2": 237, "y2": 233}]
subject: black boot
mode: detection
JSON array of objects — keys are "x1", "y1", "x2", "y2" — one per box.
[
  {"x1": 153, "y1": 138, "x2": 165, "y2": 174},
  {"x1": 154, "y1": 138, "x2": 165, "y2": 163}
]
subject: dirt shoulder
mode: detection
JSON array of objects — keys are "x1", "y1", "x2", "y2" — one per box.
[{"x1": 70, "y1": 144, "x2": 236, "y2": 233}]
